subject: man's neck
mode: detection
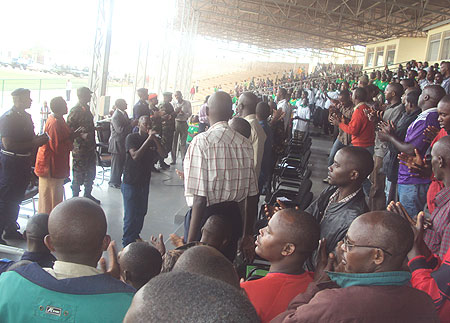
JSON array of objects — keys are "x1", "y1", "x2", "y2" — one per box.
[
  {"x1": 269, "y1": 259, "x2": 306, "y2": 275},
  {"x1": 443, "y1": 174, "x2": 450, "y2": 188},
  {"x1": 389, "y1": 98, "x2": 401, "y2": 106},
  {"x1": 337, "y1": 184, "x2": 360, "y2": 201}
]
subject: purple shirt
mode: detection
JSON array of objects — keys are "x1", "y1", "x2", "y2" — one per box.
[{"x1": 398, "y1": 108, "x2": 439, "y2": 185}]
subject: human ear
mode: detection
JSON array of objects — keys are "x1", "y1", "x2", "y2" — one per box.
[
  {"x1": 438, "y1": 156, "x2": 445, "y2": 168},
  {"x1": 350, "y1": 170, "x2": 359, "y2": 181},
  {"x1": 44, "y1": 235, "x2": 56, "y2": 252},
  {"x1": 373, "y1": 249, "x2": 385, "y2": 266},
  {"x1": 281, "y1": 243, "x2": 295, "y2": 256}
]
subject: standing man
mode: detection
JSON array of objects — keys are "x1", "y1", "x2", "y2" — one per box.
[
  {"x1": 0, "y1": 88, "x2": 48, "y2": 244},
  {"x1": 171, "y1": 91, "x2": 192, "y2": 165},
  {"x1": 122, "y1": 116, "x2": 164, "y2": 247},
  {"x1": 67, "y1": 87, "x2": 100, "y2": 204},
  {"x1": 65, "y1": 79, "x2": 72, "y2": 102},
  {"x1": 440, "y1": 61, "x2": 450, "y2": 94},
  {"x1": 159, "y1": 92, "x2": 175, "y2": 169},
  {"x1": 108, "y1": 99, "x2": 134, "y2": 188},
  {"x1": 183, "y1": 92, "x2": 259, "y2": 262},
  {"x1": 276, "y1": 87, "x2": 292, "y2": 133},
  {"x1": 133, "y1": 88, "x2": 150, "y2": 120},
  {"x1": 237, "y1": 92, "x2": 266, "y2": 179}
]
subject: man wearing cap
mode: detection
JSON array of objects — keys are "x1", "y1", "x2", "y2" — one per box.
[
  {"x1": 0, "y1": 88, "x2": 48, "y2": 244},
  {"x1": 158, "y1": 92, "x2": 175, "y2": 170},
  {"x1": 133, "y1": 88, "x2": 150, "y2": 120},
  {"x1": 67, "y1": 87, "x2": 100, "y2": 204},
  {"x1": 171, "y1": 91, "x2": 192, "y2": 165}
]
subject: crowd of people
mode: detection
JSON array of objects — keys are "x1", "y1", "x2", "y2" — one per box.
[{"x1": 0, "y1": 59, "x2": 449, "y2": 322}]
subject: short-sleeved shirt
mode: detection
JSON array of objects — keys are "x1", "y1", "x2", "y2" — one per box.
[
  {"x1": 0, "y1": 106, "x2": 35, "y2": 154},
  {"x1": 293, "y1": 103, "x2": 310, "y2": 132},
  {"x1": 398, "y1": 108, "x2": 439, "y2": 185},
  {"x1": 123, "y1": 132, "x2": 157, "y2": 186},
  {"x1": 183, "y1": 121, "x2": 258, "y2": 207},
  {"x1": 187, "y1": 123, "x2": 199, "y2": 143},
  {"x1": 241, "y1": 272, "x2": 314, "y2": 323}
]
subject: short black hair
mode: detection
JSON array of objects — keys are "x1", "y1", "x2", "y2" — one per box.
[
  {"x1": 125, "y1": 271, "x2": 259, "y2": 323},
  {"x1": 50, "y1": 96, "x2": 66, "y2": 114},
  {"x1": 353, "y1": 87, "x2": 368, "y2": 102},
  {"x1": 405, "y1": 90, "x2": 420, "y2": 107},
  {"x1": 339, "y1": 89, "x2": 351, "y2": 100},
  {"x1": 388, "y1": 83, "x2": 405, "y2": 97},
  {"x1": 279, "y1": 87, "x2": 287, "y2": 97},
  {"x1": 401, "y1": 78, "x2": 416, "y2": 88},
  {"x1": 25, "y1": 213, "x2": 50, "y2": 240},
  {"x1": 340, "y1": 146, "x2": 374, "y2": 180}
]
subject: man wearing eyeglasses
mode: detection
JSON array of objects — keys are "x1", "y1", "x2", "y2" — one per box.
[{"x1": 272, "y1": 211, "x2": 438, "y2": 323}]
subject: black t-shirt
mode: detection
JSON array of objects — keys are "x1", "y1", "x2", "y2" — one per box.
[{"x1": 123, "y1": 132, "x2": 157, "y2": 185}]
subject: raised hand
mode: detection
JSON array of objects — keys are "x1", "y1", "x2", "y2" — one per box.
[
  {"x1": 314, "y1": 238, "x2": 335, "y2": 283},
  {"x1": 423, "y1": 126, "x2": 440, "y2": 143},
  {"x1": 99, "y1": 240, "x2": 120, "y2": 279},
  {"x1": 150, "y1": 234, "x2": 166, "y2": 256},
  {"x1": 407, "y1": 212, "x2": 432, "y2": 260},
  {"x1": 398, "y1": 149, "x2": 431, "y2": 179}
]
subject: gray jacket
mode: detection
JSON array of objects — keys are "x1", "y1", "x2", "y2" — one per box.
[{"x1": 108, "y1": 109, "x2": 132, "y2": 154}]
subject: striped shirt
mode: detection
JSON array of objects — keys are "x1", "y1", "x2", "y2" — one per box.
[
  {"x1": 183, "y1": 121, "x2": 258, "y2": 207},
  {"x1": 424, "y1": 186, "x2": 450, "y2": 259}
]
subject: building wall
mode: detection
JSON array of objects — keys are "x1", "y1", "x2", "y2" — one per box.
[{"x1": 424, "y1": 23, "x2": 450, "y2": 65}]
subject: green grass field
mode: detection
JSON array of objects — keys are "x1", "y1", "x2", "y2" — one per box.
[{"x1": 0, "y1": 68, "x2": 88, "y2": 91}]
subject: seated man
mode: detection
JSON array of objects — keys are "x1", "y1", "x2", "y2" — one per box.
[
  {"x1": 172, "y1": 245, "x2": 239, "y2": 288},
  {"x1": 0, "y1": 213, "x2": 56, "y2": 274},
  {"x1": 118, "y1": 241, "x2": 162, "y2": 290},
  {"x1": 0, "y1": 198, "x2": 135, "y2": 322},
  {"x1": 305, "y1": 146, "x2": 373, "y2": 270},
  {"x1": 273, "y1": 211, "x2": 438, "y2": 323},
  {"x1": 123, "y1": 271, "x2": 259, "y2": 323},
  {"x1": 241, "y1": 209, "x2": 319, "y2": 323}
]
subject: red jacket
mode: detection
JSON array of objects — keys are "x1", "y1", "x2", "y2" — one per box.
[
  {"x1": 409, "y1": 248, "x2": 450, "y2": 323},
  {"x1": 339, "y1": 103, "x2": 375, "y2": 147}
]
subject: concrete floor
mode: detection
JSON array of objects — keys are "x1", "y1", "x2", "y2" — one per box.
[{"x1": 1, "y1": 127, "x2": 333, "y2": 261}]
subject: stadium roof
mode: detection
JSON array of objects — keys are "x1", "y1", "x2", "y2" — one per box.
[{"x1": 189, "y1": 0, "x2": 450, "y2": 53}]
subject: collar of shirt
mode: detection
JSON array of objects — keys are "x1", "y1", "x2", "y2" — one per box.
[
  {"x1": 353, "y1": 102, "x2": 365, "y2": 111},
  {"x1": 44, "y1": 260, "x2": 103, "y2": 280},
  {"x1": 207, "y1": 121, "x2": 229, "y2": 132},
  {"x1": 244, "y1": 114, "x2": 257, "y2": 121},
  {"x1": 435, "y1": 186, "x2": 450, "y2": 208},
  {"x1": 322, "y1": 188, "x2": 361, "y2": 222}
]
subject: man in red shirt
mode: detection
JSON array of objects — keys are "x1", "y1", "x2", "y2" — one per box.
[
  {"x1": 332, "y1": 87, "x2": 375, "y2": 152},
  {"x1": 240, "y1": 209, "x2": 319, "y2": 322}
]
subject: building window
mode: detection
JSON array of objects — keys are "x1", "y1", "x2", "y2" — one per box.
[
  {"x1": 366, "y1": 48, "x2": 374, "y2": 67},
  {"x1": 386, "y1": 45, "x2": 396, "y2": 65},
  {"x1": 427, "y1": 33, "x2": 441, "y2": 61},
  {"x1": 375, "y1": 47, "x2": 384, "y2": 66},
  {"x1": 441, "y1": 31, "x2": 450, "y2": 60}
]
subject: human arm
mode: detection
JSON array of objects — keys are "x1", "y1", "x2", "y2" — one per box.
[
  {"x1": 128, "y1": 130, "x2": 161, "y2": 161},
  {"x1": 338, "y1": 106, "x2": 365, "y2": 135},
  {"x1": 187, "y1": 195, "x2": 207, "y2": 242},
  {"x1": 150, "y1": 234, "x2": 166, "y2": 256},
  {"x1": 1, "y1": 135, "x2": 48, "y2": 152},
  {"x1": 398, "y1": 149, "x2": 432, "y2": 179},
  {"x1": 111, "y1": 111, "x2": 130, "y2": 134}
]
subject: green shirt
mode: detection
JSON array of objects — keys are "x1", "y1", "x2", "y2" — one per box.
[{"x1": 187, "y1": 122, "x2": 199, "y2": 143}]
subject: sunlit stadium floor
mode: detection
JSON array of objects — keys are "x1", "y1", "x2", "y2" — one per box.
[{"x1": 1, "y1": 127, "x2": 333, "y2": 261}]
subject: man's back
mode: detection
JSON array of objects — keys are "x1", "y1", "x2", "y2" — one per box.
[
  {"x1": 274, "y1": 282, "x2": 438, "y2": 323},
  {"x1": 244, "y1": 114, "x2": 267, "y2": 179},
  {"x1": 0, "y1": 263, "x2": 135, "y2": 323},
  {"x1": 184, "y1": 121, "x2": 257, "y2": 206}
]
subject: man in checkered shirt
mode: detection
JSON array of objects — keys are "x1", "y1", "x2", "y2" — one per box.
[{"x1": 183, "y1": 91, "x2": 259, "y2": 262}]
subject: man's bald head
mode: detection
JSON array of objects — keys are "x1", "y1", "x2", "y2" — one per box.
[
  {"x1": 349, "y1": 211, "x2": 414, "y2": 269},
  {"x1": 256, "y1": 101, "x2": 271, "y2": 121},
  {"x1": 431, "y1": 136, "x2": 450, "y2": 182},
  {"x1": 238, "y1": 92, "x2": 258, "y2": 116},
  {"x1": 45, "y1": 198, "x2": 109, "y2": 266},
  {"x1": 172, "y1": 245, "x2": 239, "y2": 288},
  {"x1": 420, "y1": 85, "x2": 446, "y2": 111},
  {"x1": 25, "y1": 213, "x2": 50, "y2": 241},
  {"x1": 229, "y1": 117, "x2": 251, "y2": 139},
  {"x1": 119, "y1": 242, "x2": 162, "y2": 290},
  {"x1": 207, "y1": 92, "x2": 233, "y2": 124}
]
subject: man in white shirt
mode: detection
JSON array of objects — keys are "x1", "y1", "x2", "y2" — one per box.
[
  {"x1": 183, "y1": 92, "x2": 259, "y2": 262},
  {"x1": 324, "y1": 83, "x2": 339, "y2": 135},
  {"x1": 293, "y1": 97, "x2": 311, "y2": 137},
  {"x1": 171, "y1": 91, "x2": 192, "y2": 165},
  {"x1": 237, "y1": 92, "x2": 267, "y2": 179},
  {"x1": 276, "y1": 87, "x2": 292, "y2": 133}
]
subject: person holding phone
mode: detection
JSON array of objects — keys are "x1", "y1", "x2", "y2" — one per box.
[{"x1": 35, "y1": 96, "x2": 84, "y2": 214}]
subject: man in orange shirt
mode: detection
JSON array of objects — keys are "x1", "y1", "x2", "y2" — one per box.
[{"x1": 240, "y1": 209, "x2": 319, "y2": 322}]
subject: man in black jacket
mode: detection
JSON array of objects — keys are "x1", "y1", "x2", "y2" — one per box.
[{"x1": 305, "y1": 146, "x2": 373, "y2": 270}]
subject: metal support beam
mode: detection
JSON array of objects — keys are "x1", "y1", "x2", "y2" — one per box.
[{"x1": 89, "y1": 0, "x2": 114, "y2": 117}]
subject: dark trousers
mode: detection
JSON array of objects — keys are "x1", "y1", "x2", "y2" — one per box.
[
  {"x1": 184, "y1": 201, "x2": 242, "y2": 262},
  {"x1": 122, "y1": 182, "x2": 149, "y2": 247},
  {"x1": 171, "y1": 121, "x2": 188, "y2": 162},
  {"x1": 0, "y1": 154, "x2": 30, "y2": 234},
  {"x1": 109, "y1": 152, "x2": 126, "y2": 185},
  {"x1": 322, "y1": 109, "x2": 332, "y2": 135}
]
